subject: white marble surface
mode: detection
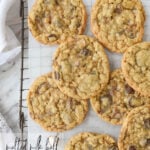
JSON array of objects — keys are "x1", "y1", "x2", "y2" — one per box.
[
  {"x1": 0, "y1": 55, "x2": 21, "y2": 136},
  {"x1": 0, "y1": 0, "x2": 21, "y2": 135}
]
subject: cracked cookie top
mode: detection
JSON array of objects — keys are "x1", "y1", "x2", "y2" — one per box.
[
  {"x1": 122, "y1": 42, "x2": 150, "y2": 97},
  {"x1": 91, "y1": 0, "x2": 145, "y2": 53},
  {"x1": 27, "y1": 73, "x2": 88, "y2": 132},
  {"x1": 65, "y1": 132, "x2": 118, "y2": 150},
  {"x1": 90, "y1": 69, "x2": 150, "y2": 125},
  {"x1": 52, "y1": 35, "x2": 110, "y2": 100},
  {"x1": 28, "y1": 0, "x2": 87, "y2": 45},
  {"x1": 118, "y1": 105, "x2": 150, "y2": 150}
]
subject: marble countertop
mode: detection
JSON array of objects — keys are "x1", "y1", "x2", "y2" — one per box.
[
  {"x1": 0, "y1": 0, "x2": 21, "y2": 136},
  {"x1": 0, "y1": 55, "x2": 21, "y2": 134}
]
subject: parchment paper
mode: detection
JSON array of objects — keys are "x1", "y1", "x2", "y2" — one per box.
[{"x1": 28, "y1": 0, "x2": 150, "y2": 149}]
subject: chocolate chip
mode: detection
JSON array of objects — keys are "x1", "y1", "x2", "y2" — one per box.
[
  {"x1": 48, "y1": 34, "x2": 57, "y2": 38},
  {"x1": 128, "y1": 145, "x2": 136, "y2": 150},
  {"x1": 147, "y1": 139, "x2": 150, "y2": 145},
  {"x1": 80, "y1": 49, "x2": 91, "y2": 56},
  {"x1": 36, "y1": 82, "x2": 50, "y2": 94},
  {"x1": 114, "y1": 8, "x2": 122, "y2": 14},
  {"x1": 144, "y1": 118, "x2": 150, "y2": 129},
  {"x1": 108, "y1": 145, "x2": 118, "y2": 150},
  {"x1": 114, "y1": 4, "x2": 122, "y2": 14},
  {"x1": 128, "y1": 97, "x2": 135, "y2": 107},
  {"x1": 54, "y1": 71, "x2": 60, "y2": 80},
  {"x1": 125, "y1": 84, "x2": 135, "y2": 94},
  {"x1": 55, "y1": 0, "x2": 59, "y2": 5},
  {"x1": 75, "y1": 101, "x2": 81, "y2": 105},
  {"x1": 53, "y1": 0, "x2": 59, "y2": 5},
  {"x1": 118, "y1": 30, "x2": 124, "y2": 35}
]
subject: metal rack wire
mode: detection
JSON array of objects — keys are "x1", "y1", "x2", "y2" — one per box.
[
  {"x1": 19, "y1": 0, "x2": 28, "y2": 137},
  {"x1": 5, "y1": 0, "x2": 30, "y2": 150},
  {"x1": 6, "y1": 0, "x2": 28, "y2": 149},
  {"x1": 29, "y1": 135, "x2": 59, "y2": 150},
  {"x1": 6, "y1": 138, "x2": 27, "y2": 150}
]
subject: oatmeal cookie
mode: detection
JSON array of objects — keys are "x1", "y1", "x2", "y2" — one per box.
[
  {"x1": 52, "y1": 35, "x2": 110, "y2": 100},
  {"x1": 28, "y1": 0, "x2": 87, "y2": 45},
  {"x1": 91, "y1": 0, "x2": 145, "y2": 53},
  {"x1": 65, "y1": 132, "x2": 118, "y2": 150},
  {"x1": 91, "y1": 69, "x2": 150, "y2": 125},
  {"x1": 122, "y1": 42, "x2": 150, "y2": 97},
  {"x1": 27, "y1": 73, "x2": 88, "y2": 132},
  {"x1": 118, "y1": 105, "x2": 150, "y2": 150}
]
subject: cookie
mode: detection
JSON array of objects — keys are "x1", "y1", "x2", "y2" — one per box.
[
  {"x1": 122, "y1": 42, "x2": 150, "y2": 97},
  {"x1": 27, "y1": 73, "x2": 88, "y2": 132},
  {"x1": 65, "y1": 132, "x2": 118, "y2": 150},
  {"x1": 52, "y1": 35, "x2": 110, "y2": 100},
  {"x1": 118, "y1": 105, "x2": 150, "y2": 150},
  {"x1": 28, "y1": 0, "x2": 87, "y2": 45},
  {"x1": 91, "y1": 0, "x2": 145, "y2": 53},
  {"x1": 90, "y1": 69, "x2": 150, "y2": 125}
]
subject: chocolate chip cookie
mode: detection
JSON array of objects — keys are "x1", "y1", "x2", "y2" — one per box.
[
  {"x1": 27, "y1": 73, "x2": 88, "y2": 132},
  {"x1": 118, "y1": 105, "x2": 150, "y2": 150},
  {"x1": 90, "y1": 69, "x2": 150, "y2": 125},
  {"x1": 91, "y1": 0, "x2": 145, "y2": 53},
  {"x1": 52, "y1": 35, "x2": 110, "y2": 100},
  {"x1": 122, "y1": 42, "x2": 150, "y2": 97},
  {"x1": 28, "y1": 0, "x2": 87, "y2": 45},
  {"x1": 65, "y1": 132, "x2": 118, "y2": 150}
]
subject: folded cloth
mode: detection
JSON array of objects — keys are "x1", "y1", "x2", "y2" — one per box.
[
  {"x1": 0, "y1": 0, "x2": 21, "y2": 66},
  {"x1": 0, "y1": 27, "x2": 20, "y2": 65},
  {"x1": 0, "y1": 112, "x2": 15, "y2": 150}
]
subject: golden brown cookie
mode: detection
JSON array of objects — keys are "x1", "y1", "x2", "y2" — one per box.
[
  {"x1": 65, "y1": 132, "x2": 118, "y2": 150},
  {"x1": 90, "y1": 69, "x2": 150, "y2": 125},
  {"x1": 91, "y1": 0, "x2": 145, "y2": 53},
  {"x1": 27, "y1": 73, "x2": 88, "y2": 132},
  {"x1": 28, "y1": 0, "x2": 87, "y2": 45},
  {"x1": 118, "y1": 105, "x2": 150, "y2": 150},
  {"x1": 122, "y1": 42, "x2": 150, "y2": 97},
  {"x1": 52, "y1": 35, "x2": 110, "y2": 100}
]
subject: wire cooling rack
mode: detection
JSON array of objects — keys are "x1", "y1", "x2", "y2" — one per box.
[{"x1": 6, "y1": 0, "x2": 28, "y2": 149}]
